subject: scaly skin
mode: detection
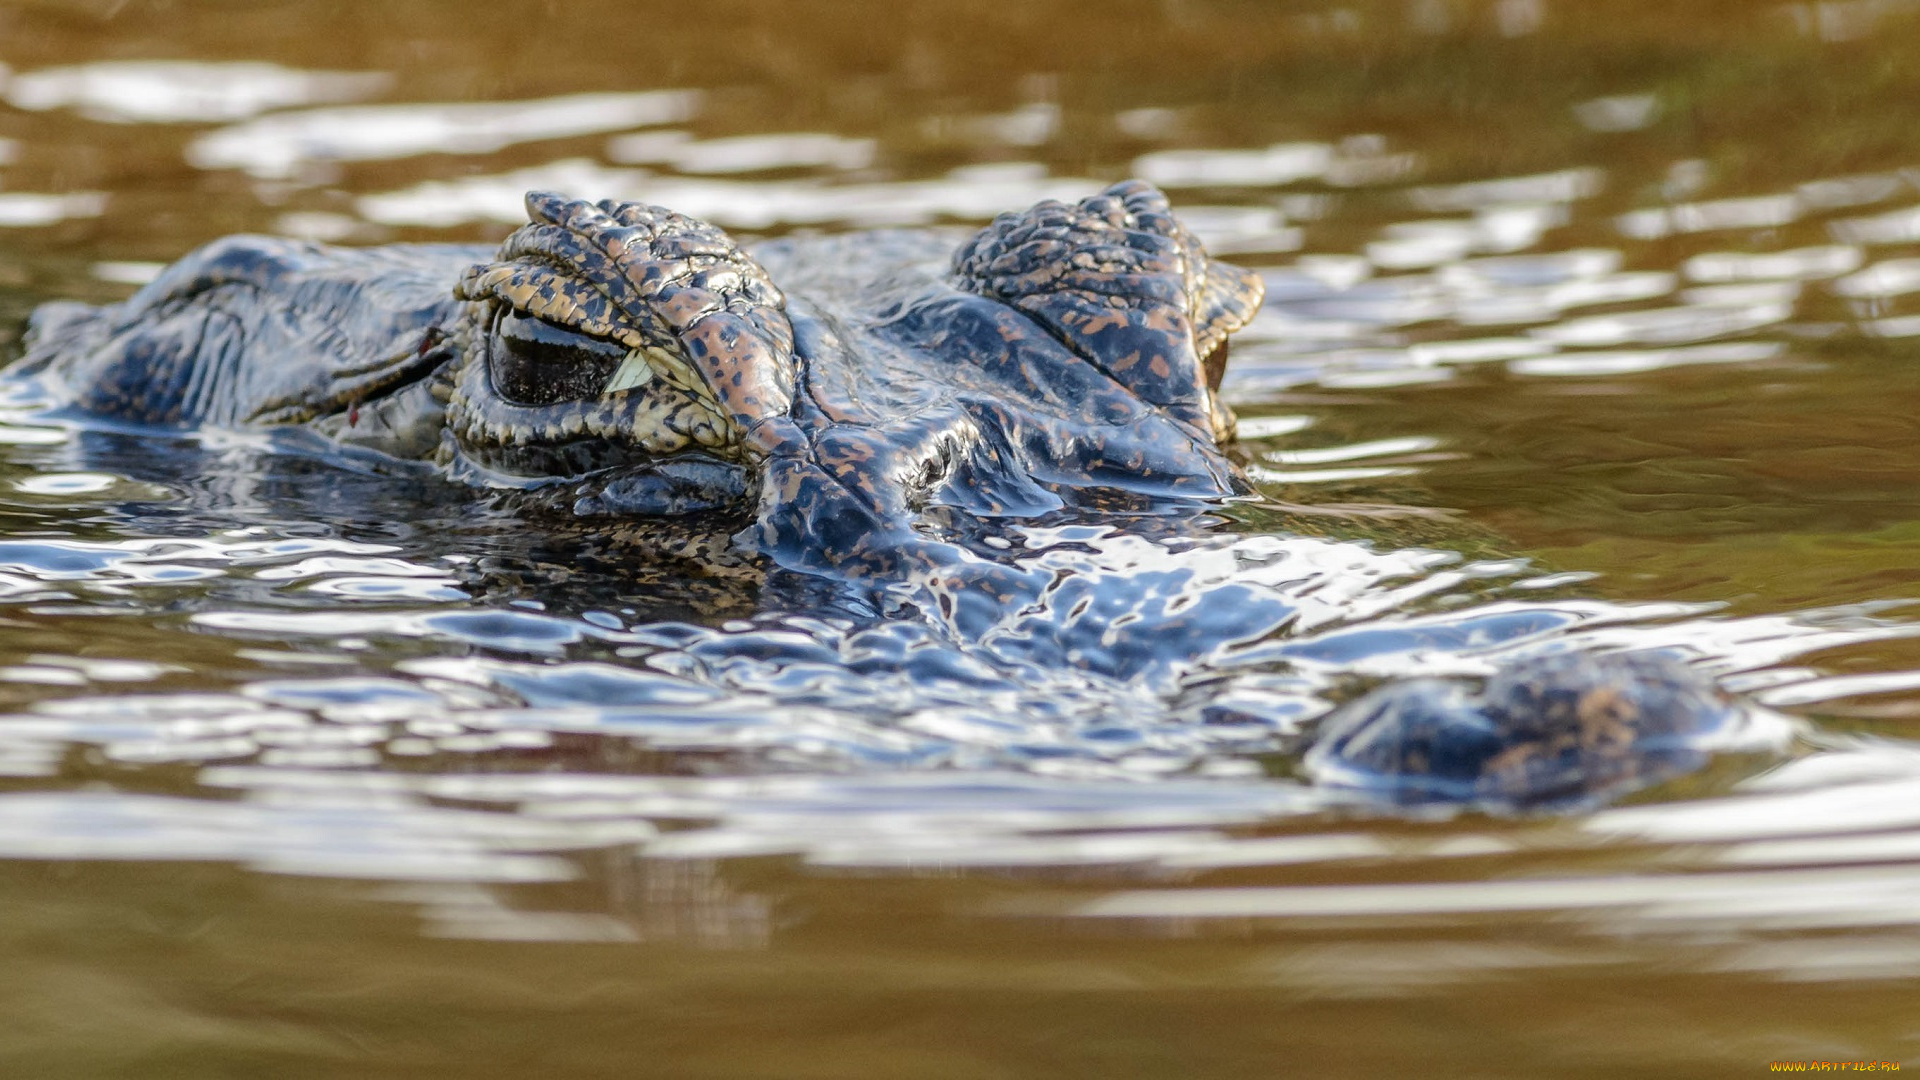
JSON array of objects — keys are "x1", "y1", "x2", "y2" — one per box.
[
  {"x1": 16, "y1": 181, "x2": 1255, "y2": 553},
  {"x1": 8, "y1": 180, "x2": 1758, "y2": 807}
]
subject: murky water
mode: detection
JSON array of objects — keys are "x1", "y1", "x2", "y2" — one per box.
[{"x1": 3, "y1": 1, "x2": 1920, "y2": 1074}]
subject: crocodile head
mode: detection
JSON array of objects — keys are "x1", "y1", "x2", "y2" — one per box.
[{"x1": 447, "y1": 182, "x2": 1265, "y2": 573}]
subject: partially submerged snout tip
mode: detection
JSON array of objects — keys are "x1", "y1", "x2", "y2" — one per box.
[{"x1": 1303, "y1": 652, "x2": 1792, "y2": 809}]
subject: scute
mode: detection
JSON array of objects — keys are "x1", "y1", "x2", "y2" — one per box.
[{"x1": 950, "y1": 179, "x2": 1262, "y2": 439}]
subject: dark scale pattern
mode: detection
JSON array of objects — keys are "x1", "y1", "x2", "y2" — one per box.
[
  {"x1": 6, "y1": 181, "x2": 1748, "y2": 806},
  {"x1": 457, "y1": 191, "x2": 801, "y2": 460},
  {"x1": 951, "y1": 180, "x2": 1264, "y2": 442},
  {"x1": 16, "y1": 236, "x2": 475, "y2": 432},
  {"x1": 1305, "y1": 652, "x2": 1744, "y2": 807}
]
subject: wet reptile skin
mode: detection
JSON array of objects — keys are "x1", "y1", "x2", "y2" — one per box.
[{"x1": 7, "y1": 180, "x2": 1755, "y2": 807}]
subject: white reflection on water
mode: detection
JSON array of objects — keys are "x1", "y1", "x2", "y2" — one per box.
[
  {"x1": 1132, "y1": 142, "x2": 1332, "y2": 188},
  {"x1": 1247, "y1": 463, "x2": 1420, "y2": 484},
  {"x1": 1582, "y1": 749, "x2": 1920, "y2": 879},
  {"x1": 1172, "y1": 205, "x2": 1303, "y2": 255},
  {"x1": 0, "y1": 789, "x2": 617, "y2": 882},
  {"x1": 925, "y1": 102, "x2": 1060, "y2": 147},
  {"x1": 1787, "y1": 0, "x2": 1920, "y2": 43},
  {"x1": 0, "y1": 534, "x2": 458, "y2": 598},
  {"x1": 1324, "y1": 136, "x2": 1424, "y2": 187},
  {"x1": 1528, "y1": 301, "x2": 1792, "y2": 347},
  {"x1": 2, "y1": 61, "x2": 389, "y2": 124},
  {"x1": 0, "y1": 522, "x2": 1874, "y2": 783},
  {"x1": 1509, "y1": 341, "x2": 1784, "y2": 376},
  {"x1": 1680, "y1": 280, "x2": 1803, "y2": 307},
  {"x1": 961, "y1": 743, "x2": 1920, "y2": 982},
  {"x1": 607, "y1": 130, "x2": 876, "y2": 174},
  {"x1": 1797, "y1": 171, "x2": 1913, "y2": 210},
  {"x1": 1252, "y1": 269, "x2": 1451, "y2": 327},
  {"x1": 1257, "y1": 252, "x2": 1689, "y2": 342},
  {"x1": 1573, "y1": 93, "x2": 1660, "y2": 132},
  {"x1": 1407, "y1": 337, "x2": 1551, "y2": 364},
  {"x1": 1408, "y1": 167, "x2": 1604, "y2": 211},
  {"x1": 0, "y1": 519, "x2": 1914, "y2": 959},
  {"x1": 356, "y1": 157, "x2": 1102, "y2": 230},
  {"x1": 1262, "y1": 435, "x2": 1442, "y2": 466},
  {"x1": 1831, "y1": 257, "x2": 1920, "y2": 299},
  {"x1": 1440, "y1": 248, "x2": 1622, "y2": 286},
  {"x1": 1132, "y1": 135, "x2": 1421, "y2": 191},
  {"x1": 1366, "y1": 209, "x2": 1566, "y2": 270},
  {"x1": 1455, "y1": 270, "x2": 1677, "y2": 326},
  {"x1": 1114, "y1": 106, "x2": 1180, "y2": 139},
  {"x1": 192, "y1": 767, "x2": 1319, "y2": 864},
  {"x1": 1238, "y1": 242, "x2": 1777, "y2": 375},
  {"x1": 1830, "y1": 203, "x2": 1920, "y2": 245},
  {"x1": 187, "y1": 90, "x2": 702, "y2": 179},
  {"x1": 271, "y1": 211, "x2": 370, "y2": 243},
  {"x1": 12, "y1": 471, "x2": 115, "y2": 494},
  {"x1": 1233, "y1": 414, "x2": 1315, "y2": 440},
  {"x1": 1617, "y1": 193, "x2": 1803, "y2": 239},
  {"x1": 19, "y1": 743, "x2": 1920, "y2": 956},
  {"x1": 1685, "y1": 245, "x2": 1865, "y2": 282},
  {"x1": 91, "y1": 260, "x2": 165, "y2": 285},
  {"x1": 0, "y1": 191, "x2": 106, "y2": 228},
  {"x1": 1868, "y1": 313, "x2": 1920, "y2": 337},
  {"x1": 1060, "y1": 863, "x2": 1920, "y2": 933}
]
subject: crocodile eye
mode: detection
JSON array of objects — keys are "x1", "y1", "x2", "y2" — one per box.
[{"x1": 488, "y1": 308, "x2": 627, "y2": 406}]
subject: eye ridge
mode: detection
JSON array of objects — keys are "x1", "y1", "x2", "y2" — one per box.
[{"x1": 488, "y1": 306, "x2": 627, "y2": 407}]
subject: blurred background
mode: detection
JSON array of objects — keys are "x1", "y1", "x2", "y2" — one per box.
[{"x1": 3, "y1": 1, "x2": 1920, "y2": 1076}]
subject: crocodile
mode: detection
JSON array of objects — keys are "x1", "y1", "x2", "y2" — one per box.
[{"x1": 5, "y1": 180, "x2": 1761, "y2": 807}]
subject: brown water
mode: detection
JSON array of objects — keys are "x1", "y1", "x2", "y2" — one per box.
[{"x1": 4, "y1": 1, "x2": 1920, "y2": 1075}]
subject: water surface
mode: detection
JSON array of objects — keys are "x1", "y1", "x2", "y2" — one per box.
[{"x1": 3, "y1": 1, "x2": 1920, "y2": 1075}]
